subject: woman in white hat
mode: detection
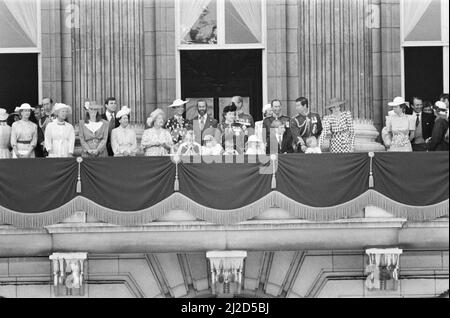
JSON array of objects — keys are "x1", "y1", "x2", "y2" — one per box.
[
  {"x1": 165, "y1": 99, "x2": 191, "y2": 149},
  {"x1": 141, "y1": 108, "x2": 173, "y2": 156},
  {"x1": 318, "y1": 98, "x2": 355, "y2": 153},
  {"x1": 44, "y1": 103, "x2": 75, "y2": 157},
  {"x1": 384, "y1": 96, "x2": 415, "y2": 152},
  {"x1": 10, "y1": 103, "x2": 38, "y2": 158},
  {"x1": 111, "y1": 106, "x2": 137, "y2": 156},
  {"x1": 78, "y1": 102, "x2": 109, "y2": 157},
  {"x1": 245, "y1": 134, "x2": 265, "y2": 155},
  {"x1": 200, "y1": 134, "x2": 223, "y2": 156},
  {"x1": 0, "y1": 108, "x2": 12, "y2": 158},
  {"x1": 426, "y1": 101, "x2": 448, "y2": 151}
]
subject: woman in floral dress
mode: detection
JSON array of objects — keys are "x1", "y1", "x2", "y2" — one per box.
[{"x1": 141, "y1": 108, "x2": 173, "y2": 156}]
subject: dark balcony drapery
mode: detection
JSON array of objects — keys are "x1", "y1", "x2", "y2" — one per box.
[{"x1": 0, "y1": 153, "x2": 448, "y2": 228}]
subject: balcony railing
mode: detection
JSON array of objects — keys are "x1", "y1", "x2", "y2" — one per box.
[{"x1": 0, "y1": 152, "x2": 448, "y2": 228}]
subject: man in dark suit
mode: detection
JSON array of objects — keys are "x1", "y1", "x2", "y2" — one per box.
[
  {"x1": 269, "y1": 119, "x2": 294, "y2": 154},
  {"x1": 101, "y1": 97, "x2": 119, "y2": 156},
  {"x1": 290, "y1": 97, "x2": 323, "y2": 153},
  {"x1": 263, "y1": 99, "x2": 290, "y2": 154},
  {"x1": 410, "y1": 97, "x2": 435, "y2": 151},
  {"x1": 191, "y1": 99, "x2": 219, "y2": 145}
]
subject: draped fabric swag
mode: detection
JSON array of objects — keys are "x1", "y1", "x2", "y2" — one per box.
[{"x1": 0, "y1": 153, "x2": 448, "y2": 227}]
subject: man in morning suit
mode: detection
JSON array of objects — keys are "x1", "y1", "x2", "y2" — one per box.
[
  {"x1": 410, "y1": 96, "x2": 435, "y2": 151},
  {"x1": 191, "y1": 99, "x2": 219, "y2": 146},
  {"x1": 101, "y1": 97, "x2": 119, "y2": 156}
]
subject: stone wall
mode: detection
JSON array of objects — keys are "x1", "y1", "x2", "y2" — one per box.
[{"x1": 0, "y1": 250, "x2": 447, "y2": 297}]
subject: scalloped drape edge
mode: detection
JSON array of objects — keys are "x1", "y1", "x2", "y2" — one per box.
[{"x1": 0, "y1": 191, "x2": 448, "y2": 228}]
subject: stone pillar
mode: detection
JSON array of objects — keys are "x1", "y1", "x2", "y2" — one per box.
[
  {"x1": 380, "y1": 0, "x2": 401, "y2": 124},
  {"x1": 49, "y1": 252, "x2": 87, "y2": 296},
  {"x1": 206, "y1": 251, "x2": 247, "y2": 297},
  {"x1": 353, "y1": 119, "x2": 386, "y2": 152},
  {"x1": 365, "y1": 248, "x2": 402, "y2": 291},
  {"x1": 266, "y1": 0, "x2": 288, "y2": 114},
  {"x1": 41, "y1": 0, "x2": 63, "y2": 104}
]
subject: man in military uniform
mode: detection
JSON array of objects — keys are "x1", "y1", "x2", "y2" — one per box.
[
  {"x1": 263, "y1": 99, "x2": 290, "y2": 154},
  {"x1": 290, "y1": 97, "x2": 322, "y2": 153},
  {"x1": 232, "y1": 96, "x2": 254, "y2": 129}
]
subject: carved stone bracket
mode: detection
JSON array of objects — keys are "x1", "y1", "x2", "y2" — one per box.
[
  {"x1": 49, "y1": 252, "x2": 88, "y2": 296},
  {"x1": 365, "y1": 248, "x2": 402, "y2": 291},
  {"x1": 206, "y1": 251, "x2": 247, "y2": 297}
]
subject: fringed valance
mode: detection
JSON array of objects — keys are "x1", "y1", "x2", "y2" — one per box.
[{"x1": 0, "y1": 153, "x2": 448, "y2": 228}]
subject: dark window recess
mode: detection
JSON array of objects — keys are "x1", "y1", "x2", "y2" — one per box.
[
  {"x1": 181, "y1": 49, "x2": 263, "y2": 122},
  {"x1": 404, "y1": 46, "x2": 443, "y2": 103},
  {"x1": 0, "y1": 53, "x2": 38, "y2": 115}
]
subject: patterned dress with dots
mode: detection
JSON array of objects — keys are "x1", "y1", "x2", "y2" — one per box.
[{"x1": 319, "y1": 111, "x2": 355, "y2": 153}]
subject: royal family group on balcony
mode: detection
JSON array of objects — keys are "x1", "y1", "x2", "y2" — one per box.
[{"x1": 0, "y1": 93, "x2": 448, "y2": 159}]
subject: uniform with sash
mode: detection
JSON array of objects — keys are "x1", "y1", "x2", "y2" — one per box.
[{"x1": 290, "y1": 112, "x2": 322, "y2": 152}]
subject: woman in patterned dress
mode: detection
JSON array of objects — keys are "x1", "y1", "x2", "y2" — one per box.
[
  {"x1": 165, "y1": 99, "x2": 192, "y2": 149},
  {"x1": 78, "y1": 103, "x2": 109, "y2": 157},
  {"x1": 141, "y1": 108, "x2": 173, "y2": 156},
  {"x1": 0, "y1": 108, "x2": 11, "y2": 158},
  {"x1": 384, "y1": 97, "x2": 415, "y2": 152},
  {"x1": 319, "y1": 98, "x2": 355, "y2": 153}
]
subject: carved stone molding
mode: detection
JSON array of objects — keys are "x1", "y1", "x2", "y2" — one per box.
[
  {"x1": 49, "y1": 252, "x2": 88, "y2": 296},
  {"x1": 206, "y1": 251, "x2": 247, "y2": 297},
  {"x1": 365, "y1": 248, "x2": 403, "y2": 291}
]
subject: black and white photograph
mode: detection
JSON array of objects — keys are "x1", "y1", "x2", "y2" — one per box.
[{"x1": 0, "y1": 0, "x2": 448, "y2": 305}]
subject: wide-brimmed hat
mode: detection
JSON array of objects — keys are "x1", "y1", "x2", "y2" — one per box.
[
  {"x1": 168, "y1": 99, "x2": 189, "y2": 108},
  {"x1": 116, "y1": 106, "x2": 131, "y2": 119},
  {"x1": 0, "y1": 108, "x2": 8, "y2": 121},
  {"x1": 17, "y1": 103, "x2": 34, "y2": 111},
  {"x1": 84, "y1": 101, "x2": 102, "y2": 110},
  {"x1": 434, "y1": 101, "x2": 448, "y2": 113},
  {"x1": 146, "y1": 108, "x2": 166, "y2": 127},
  {"x1": 326, "y1": 97, "x2": 346, "y2": 109},
  {"x1": 53, "y1": 103, "x2": 71, "y2": 114},
  {"x1": 388, "y1": 96, "x2": 406, "y2": 107}
]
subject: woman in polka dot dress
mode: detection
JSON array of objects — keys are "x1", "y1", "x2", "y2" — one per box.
[{"x1": 319, "y1": 98, "x2": 355, "y2": 153}]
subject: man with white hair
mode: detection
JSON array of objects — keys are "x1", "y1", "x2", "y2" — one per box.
[{"x1": 232, "y1": 96, "x2": 254, "y2": 128}]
